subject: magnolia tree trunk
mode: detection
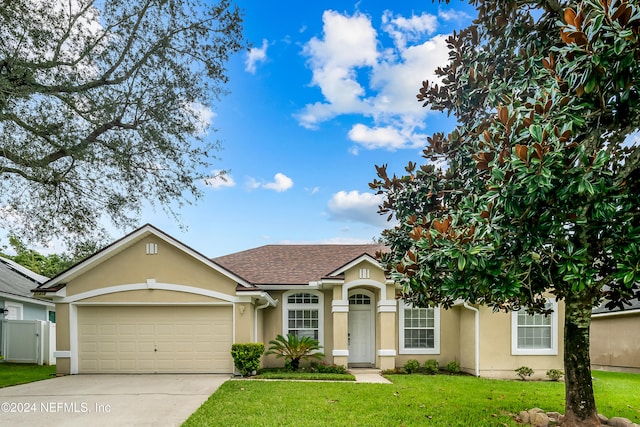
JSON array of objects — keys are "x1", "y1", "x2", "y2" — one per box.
[{"x1": 563, "y1": 296, "x2": 600, "y2": 426}]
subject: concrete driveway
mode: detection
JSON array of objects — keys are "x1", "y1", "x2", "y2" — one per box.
[{"x1": 0, "y1": 374, "x2": 229, "y2": 426}]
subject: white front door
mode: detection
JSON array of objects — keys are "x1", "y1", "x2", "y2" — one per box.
[{"x1": 348, "y1": 292, "x2": 374, "y2": 365}]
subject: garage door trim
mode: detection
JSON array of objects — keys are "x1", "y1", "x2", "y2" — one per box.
[
  {"x1": 67, "y1": 299, "x2": 236, "y2": 374},
  {"x1": 59, "y1": 281, "x2": 242, "y2": 304}
]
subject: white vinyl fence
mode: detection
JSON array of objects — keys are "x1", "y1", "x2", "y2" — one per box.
[{"x1": 1, "y1": 320, "x2": 56, "y2": 365}]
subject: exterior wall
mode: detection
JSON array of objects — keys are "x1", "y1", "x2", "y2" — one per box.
[
  {"x1": 78, "y1": 290, "x2": 229, "y2": 304},
  {"x1": 395, "y1": 306, "x2": 462, "y2": 369},
  {"x1": 234, "y1": 302, "x2": 255, "y2": 343},
  {"x1": 458, "y1": 306, "x2": 477, "y2": 375},
  {"x1": 65, "y1": 237, "x2": 238, "y2": 297},
  {"x1": 478, "y1": 302, "x2": 565, "y2": 380},
  {"x1": 0, "y1": 297, "x2": 51, "y2": 323},
  {"x1": 54, "y1": 304, "x2": 71, "y2": 375},
  {"x1": 22, "y1": 301, "x2": 49, "y2": 321},
  {"x1": 590, "y1": 313, "x2": 640, "y2": 373},
  {"x1": 261, "y1": 288, "x2": 334, "y2": 368},
  {"x1": 53, "y1": 235, "x2": 249, "y2": 375}
]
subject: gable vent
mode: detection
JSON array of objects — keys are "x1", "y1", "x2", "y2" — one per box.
[
  {"x1": 359, "y1": 268, "x2": 370, "y2": 279},
  {"x1": 146, "y1": 243, "x2": 158, "y2": 255}
]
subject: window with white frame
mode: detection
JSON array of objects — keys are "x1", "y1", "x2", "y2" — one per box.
[
  {"x1": 511, "y1": 299, "x2": 558, "y2": 355},
  {"x1": 283, "y1": 291, "x2": 323, "y2": 345},
  {"x1": 399, "y1": 300, "x2": 440, "y2": 354}
]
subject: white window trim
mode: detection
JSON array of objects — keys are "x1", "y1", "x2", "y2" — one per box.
[
  {"x1": 282, "y1": 290, "x2": 324, "y2": 348},
  {"x1": 398, "y1": 300, "x2": 440, "y2": 355},
  {"x1": 511, "y1": 299, "x2": 558, "y2": 356}
]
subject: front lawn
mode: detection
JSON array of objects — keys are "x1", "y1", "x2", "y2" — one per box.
[
  {"x1": 0, "y1": 363, "x2": 56, "y2": 388},
  {"x1": 183, "y1": 370, "x2": 640, "y2": 426}
]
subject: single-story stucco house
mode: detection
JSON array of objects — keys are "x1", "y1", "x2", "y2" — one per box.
[
  {"x1": 590, "y1": 299, "x2": 640, "y2": 373},
  {"x1": 35, "y1": 224, "x2": 564, "y2": 378}
]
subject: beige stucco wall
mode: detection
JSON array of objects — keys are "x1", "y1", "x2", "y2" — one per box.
[
  {"x1": 53, "y1": 235, "x2": 255, "y2": 375},
  {"x1": 77, "y1": 290, "x2": 229, "y2": 304},
  {"x1": 590, "y1": 313, "x2": 640, "y2": 373},
  {"x1": 477, "y1": 302, "x2": 565, "y2": 380},
  {"x1": 261, "y1": 289, "x2": 334, "y2": 368},
  {"x1": 458, "y1": 306, "x2": 476, "y2": 375},
  {"x1": 343, "y1": 261, "x2": 387, "y2": 284},
  {"x1": 55, "y1": 303, "x2": 71, "y2": 375},
  {"x1": 234, "y1": 302, "x2": 255, "y2": 343},
  {"x1": 395, "y1": 306, "x2": 461, "y2": 368},
  {"x1": 65, "y1": 236, "x2": 238, "y2": 297}
]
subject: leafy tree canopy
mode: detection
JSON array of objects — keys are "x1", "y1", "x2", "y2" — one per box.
[
  {"x1": 0, "y1": 0, "x2": 245, "y2": 244},
  {"x1": 0, "y1": 235, "x2": 103, "y2": 277},
  {"x1": 370, "y1": 1, "x2": 640, "y2": 425}
]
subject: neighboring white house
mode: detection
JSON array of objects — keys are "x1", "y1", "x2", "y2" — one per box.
[{"x1": 0, "y1": 256, "x2": 55, "y2": 360}]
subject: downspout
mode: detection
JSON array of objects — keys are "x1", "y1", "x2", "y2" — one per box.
[
  {"x1": 462, "y1": 302, "x2": 480, "y2": 377},
  {"x1": 254, "y1": 301, "x2": 271, "y2": 343}
]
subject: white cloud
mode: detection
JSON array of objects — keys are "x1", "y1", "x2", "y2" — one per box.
[
  {"x1": 297, "y1": 9, "x2": 454, "y2": 151},
  {"x1": 203, "y1": 170, "x2": 235, "y2": 189},
  {"x1": 327, "y1": 190, "x2": 389, "y2": 227},
  {"x1": 264, "y1": 173, "x2": 294, "y2": 192},
  {"x1": 438, "y1": 8, "x2": 472, "y2": 23},
  {"x1": 185, "y1": 102, "x2": 216, "y2": 135},
  {"x1": 348, "y1": 123, "x2": 425, "y2": 151},
  {"x1": 245, "y1": 39, "x2": 269, "y2": 74},
  {"x1": 305, "y1": 186, "x2": 320, "y2": 194},
  {"x1": 296, "y1": 10, "x2": 378, "y2": 129},
  {"x1": 381, "y1": 10, "x2": 438, "y2": 50},
  {"x1": 246, "y1": 173, "x2": 294, "y2": 192}
]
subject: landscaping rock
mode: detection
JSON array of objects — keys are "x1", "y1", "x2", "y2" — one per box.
[
  {"x1": 545, "y1": 411, "x2": 562, "y2": 425},
  {"x1": 519, "y1": 409, "x2": 637, "y2": 426},
  {"x1": 608, "y1": 417, "x2": 634, "y2": 427},
  {"x1": 530, "y1": 411, "x2": 550, "y2": 427},
  {"x1": 528, "y1": 408, "x2": 545, "y2": 418}
]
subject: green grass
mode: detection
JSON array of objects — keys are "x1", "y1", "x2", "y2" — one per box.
[
  {"x1": 252, "y1": 371, "x2": 355, "y2": 381},
  {"x1": 0, "y1": 363, "x2": 57, "y2": 388},
  {"x1": 183, "y1": 371, "x2": 640, "y2": 427}
]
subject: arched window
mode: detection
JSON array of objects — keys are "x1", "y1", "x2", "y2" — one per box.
[
  {"x1": 348, "y1": 293, "x2": 371, "y2": 305},
  {"x1": 282, "y1": 291, "x2": 324, "y2": 345}
]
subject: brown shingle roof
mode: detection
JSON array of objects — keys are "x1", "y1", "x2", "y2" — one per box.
[{"x1": 213, "y1": 244, "x2": 387, "y2": 286}]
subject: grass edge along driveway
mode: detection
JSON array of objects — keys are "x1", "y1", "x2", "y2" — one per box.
[
  {"x1": 0, "y1": 363, "x2": 56, "y2": 388},
  {"x1": 183, "y1": 370, "x2": 640, "y2": 427}
]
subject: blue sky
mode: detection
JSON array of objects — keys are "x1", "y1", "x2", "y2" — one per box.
[
  {"x1": 3, "y1": 1, "x2": 477, "y2": 258},
  {"x1": 143, "y1": 0, "x2": 476, "y2": 257}
]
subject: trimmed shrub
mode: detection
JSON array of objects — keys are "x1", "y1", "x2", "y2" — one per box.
[
  {"x1": 445, "y1": 361, "x2": 461, "y2": 375},
  {"x1": 423, "y1": 359, "x2": 440, "y2": 375},
  {"x1": 404, "y1": 359, "x2": 420, "y2": 374},
  {"x1": 546, "y1": 369, "x2": 564, "y2": 381},
  {"x1": 308, "y1": 361, "x2": 348, "y2": 374},
  {"x1": 381, "y1": 367, "x2": 406, "y2": 375},
  {"x1": 515, "y1": 366, "x2": 534, "y2": 381},
  {"x1": 231, "y1": 343, "x2": 264, "y2": 376}
]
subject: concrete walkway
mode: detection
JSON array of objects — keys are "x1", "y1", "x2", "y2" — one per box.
[{"x1": 349, "y1": 368, "x2": 392, "y2": 384}]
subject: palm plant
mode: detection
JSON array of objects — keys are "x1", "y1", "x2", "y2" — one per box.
[{"x1": 265, "y1": 334, "x2": 324, "y2": 371}]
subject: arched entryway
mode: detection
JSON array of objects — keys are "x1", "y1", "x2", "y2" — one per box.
[{"x1": 348, "y1": 289, "x2": 375, "y2": 366}]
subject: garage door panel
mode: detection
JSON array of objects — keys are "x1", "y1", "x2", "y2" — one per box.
[{"x1": 78, "y1": 306, "x2": 233, "y2": 373}]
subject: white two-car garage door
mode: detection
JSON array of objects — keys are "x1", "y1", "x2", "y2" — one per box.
[{"x1": 78, "y1": 306, "x2": 233, "y2": 374}]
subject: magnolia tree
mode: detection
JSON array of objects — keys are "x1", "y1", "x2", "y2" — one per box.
[
  {"x1": 370, "y1": 1, "x2": 640, "y2": 425},
  {"x1": 0, "y1": 0, "x2": 245, "y2": 243}
]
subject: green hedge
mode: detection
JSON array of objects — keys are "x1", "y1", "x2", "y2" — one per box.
[{"x1": 231, "y1": 343, "x2": 264, "y2": 376}]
